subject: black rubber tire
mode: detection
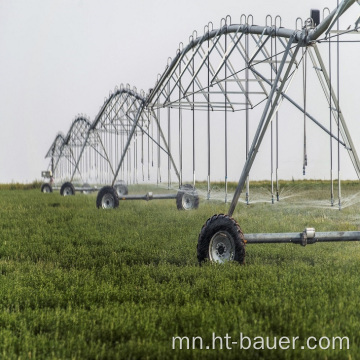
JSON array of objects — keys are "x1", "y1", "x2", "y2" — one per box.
[
  {"x1": 60, "y1": 182, "x2": 75, "y2": 196},
  {"x1": 176, "y1": 184, "x2": 199, "y2": 210},
  {"x1": 197, "y1": 214, "x2": 246, "y2": 264},
  {"x1": 114, "y1": 183, "x2": 128, "y2": 196},
  {"x1": 41, "y1": 183, "x2": 53, "y2": 193},
  {"x1": 96, "y1": 186, "x2": 119, "y2": 209}
]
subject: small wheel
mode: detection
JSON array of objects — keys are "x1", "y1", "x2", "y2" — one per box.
[
  {"x1": 197, "y1": 214, "x2": 246, "y2": 264},
  {"x1": 180, "y1": 184, "x2": 194, "y2": 190},
  {"x1": 115, "y1": 180, "x2": 126, "y2": 185},
  {"x1": 82, "y1": 183, "x2": 91, "y2": 194},
  {"x1": 114, "y1": 183, "x2": 128, "y2": 196},
  {"x1": 96, "y1": 186, "x2": 119, "y2": 209},
  {"x1": 176, "y1": 184, "x2": 199, "y2": 210},
  {"x1": 60, "y1": 182, "x2": 75, "y2": 196},
  {"x1": 41, "y1": 183, "x2": 53, "y2": 193}
]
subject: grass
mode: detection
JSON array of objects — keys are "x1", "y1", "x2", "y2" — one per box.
[{"x1": 0, "y1": 180, "x2": 359, "y2": 359}]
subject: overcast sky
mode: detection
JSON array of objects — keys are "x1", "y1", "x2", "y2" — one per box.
[{"x1": 0, "y1": 0, "x2": 359, "y2": 184}]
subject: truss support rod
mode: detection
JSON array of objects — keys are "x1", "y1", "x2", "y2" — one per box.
[
  {"x1": 337, "y1": 7, "x2": 342, "y2": 211},
  {"x1": 96, "y1": 133, "x2": 115, "y2": 178},
  {"x1": 251, "y1": 68, "x2": 347, "y2": 148},
  {"x1": 53, "y1": 146, "x2": 65, "y2": 178},
  {"x1": 307, "y1": 0, "x2": 357, "y2": 42},
  {"x1": 179, "y1": 60, "x2": 183, "y2": 187},
  {"x1": 310, "y1": 44, "x2": 360, "y2": 179},
  {"x1": 70, "y1": 132, "x2": 91, "y2": 182},
  {"x1": 111, "y1": 104, "x2": 144, "y2": 187},
  {"x1": 157, "y1": 107, "x2": 161, "y2": 184},
  {"x1": 168, "y1": 101, "x2": 171, "y2": 189},
  {"x1": 207, "y1": 50, "x2": 211, "y2": 200},
  {"x1": 51, "y1": 152, "x2": 55, "y2": 177},
  {"x1": 150, "y1": 109, "x2": 181, "y2": 184},
  {"x1": 125, "y1": 114, "x2": 171, "y2": 158},
  {"x1": 275, "y1": 30, "x2": 280, "y2": 202},
  {"x1": 211, "y1": 30, "x2": 245, "y2": 83},
  {"x1": 228, "y1": 34, "x2": 299, "y2": 217},
  {"x1": 192, "y1": 57, "x2": 196, "y2": 188},
  {"x1": 224, "y1": 37, "x2": 228, "y2": 204},
  {"x1": 69, "y1": 147, "x2": 83, "y2": 181},
  {"x1": 245, "y1": 32, "x2": 250, "y2": 205}
]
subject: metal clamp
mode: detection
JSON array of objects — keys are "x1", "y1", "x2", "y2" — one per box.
[{"x1": 301, "y1": 227, "x2": 315, "y2": 246}]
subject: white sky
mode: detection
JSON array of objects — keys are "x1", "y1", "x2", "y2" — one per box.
[{"x1": 0, "y1": 0, "x2": 359, "y2": 183}]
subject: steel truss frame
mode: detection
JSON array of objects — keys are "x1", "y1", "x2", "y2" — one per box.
[
  {"x1": 70, "y1": 85, "x2": 148, "y2": 186},
  {"x1": 145, "y1": 0, "x2": 360, "y2": 211},
  {"x1": 45, "y1": 0, "x2": 360, "y2": 213},
  {"x1": 45, "y1": 115, "x2": 91, "y2": 183}
]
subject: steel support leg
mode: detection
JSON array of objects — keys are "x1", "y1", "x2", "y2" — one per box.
[
  {"x1": 69, "y1": 131, "x2": 91, "y2": 182},
  {"x1": 111, "y1": 104, "x2": 144, "y2": 187}
]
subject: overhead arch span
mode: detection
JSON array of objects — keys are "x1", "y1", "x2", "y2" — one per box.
[
  {"x1": 45, "y1": 132, "x2": 66, "y2": 159},
  {"x1": 65, "y1": 115, "x2": 92, "y2": 146}
]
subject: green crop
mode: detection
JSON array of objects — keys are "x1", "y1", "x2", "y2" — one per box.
[{"x1": 0, "y1": 180, "x2": 359, "y2": 359}]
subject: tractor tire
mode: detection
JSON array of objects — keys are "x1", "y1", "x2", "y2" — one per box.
[
  {"x1": 176, "y1": 184, "x2": 199, "y2": 210},
  {"x1": 60, "y1": 182, "x2": 75, "y2": 196},
  {"x1": 96, "y1": 186, "x2": 119, "y2": 209},
  {"x1": 114, "y1": 183, "x2": 128, "y2": 196},
  {"x1": 197, "y1": 214, "x2": 246, "y2": 264},
  {"x1": 41, "y1": 183, "x2": 53, "y2": 193}
]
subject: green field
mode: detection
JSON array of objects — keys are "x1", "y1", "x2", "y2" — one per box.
[{"x1": 0, "y1": 181, "x2": 359, "y2": 359}]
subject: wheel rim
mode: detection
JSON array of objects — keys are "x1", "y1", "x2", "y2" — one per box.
[
  {"x1": 63, "y1": 187, "x2": 72, "y2": 196},
  {"x1": 42, "y1": 186, "x2": 50, "y2": 193},
  {"x1": 102, "y1": 193, "x2": 115, "y2": 209},
  {"x1": 182, "y1": 193, "x2": 195, "y2": 210},
  {"x1": 209, "y1": 231, "x2": 235, "y2": 263},
  {"x1": 115, "y1": 186, "x2": 124, "y2": 196}
]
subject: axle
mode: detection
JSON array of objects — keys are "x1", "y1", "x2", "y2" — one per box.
[{"x1": 117, "y1": 192, "x2": 177, "y2": 201}]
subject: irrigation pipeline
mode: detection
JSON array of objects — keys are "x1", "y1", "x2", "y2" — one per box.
[{"x1": 244, "y1": 228, "x2": 360, "y2": 245}]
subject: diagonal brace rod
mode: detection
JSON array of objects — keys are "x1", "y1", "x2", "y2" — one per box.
[
  {"x1": 228, "y1": 33, "x2": 301, "y2": 217},
  {"x1": 111, "y1": 103, "x2": 145, "y2": 187}
]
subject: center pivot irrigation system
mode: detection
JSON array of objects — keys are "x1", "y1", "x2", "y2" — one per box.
[
  {"x1": 43, "y1": 0, "x2": 360, "y2": 262},
  {"x1": 42, "y1": 85, "x2": 200, "y2": 210}
]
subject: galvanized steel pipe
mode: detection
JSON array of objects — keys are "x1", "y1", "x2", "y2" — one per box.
[{"x1": 245, "y1": 229, "x2": 360, "y2": 245}]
